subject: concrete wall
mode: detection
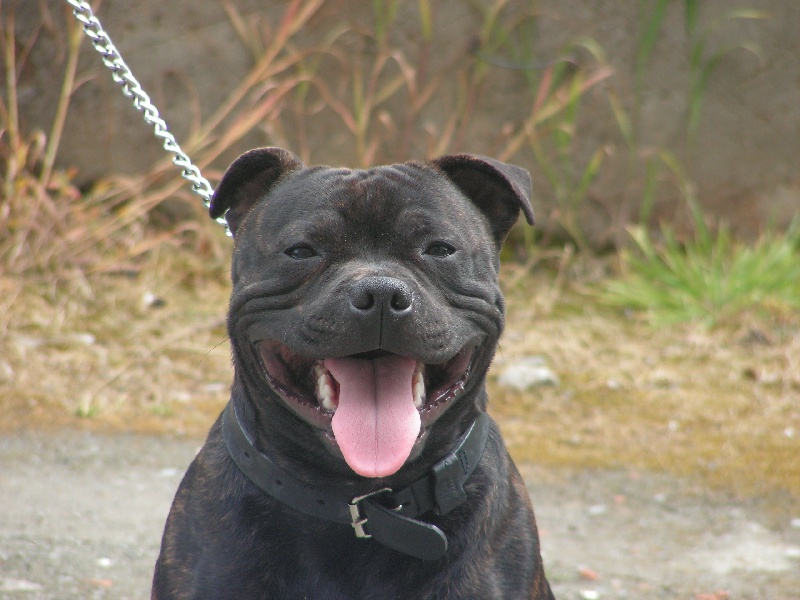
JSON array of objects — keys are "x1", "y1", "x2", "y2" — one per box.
[{"x1": 5, "y1": 0, "x2": 799, "y2": 244}]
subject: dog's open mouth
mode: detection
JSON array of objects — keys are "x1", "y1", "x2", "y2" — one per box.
[{"x1": 256, "y1": 340, "x2": 474, "y2": 478}]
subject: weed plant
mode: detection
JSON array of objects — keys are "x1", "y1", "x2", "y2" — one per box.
[
  {"x1": 636, "y1": 0, "x2": 768, "y2": 148},
  {"x1": 606, "y1": 220, "x2": 800, "y2": 327},
  {"x1": 603, "y1": 162, "x2": 800, "y2": 326},
  {"x1": 2, "y1": 0, "x2": 615, "y2": 279},
  {"x1": 1, "y1": 0, "x2": 782, "y2": 328}
]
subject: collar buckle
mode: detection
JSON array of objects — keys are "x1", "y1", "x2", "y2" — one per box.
[{"x1": 349, "y1": 487, "x2": 392, "y2": 538}]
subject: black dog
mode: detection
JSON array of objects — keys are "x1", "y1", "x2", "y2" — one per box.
[{"x1": 152, "y1": 148, "x2": 554, "y2": 599}]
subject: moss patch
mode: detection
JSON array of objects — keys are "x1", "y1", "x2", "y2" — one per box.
[{"x1": 492, "y1": 267, "x2": 800, "y2": 498}]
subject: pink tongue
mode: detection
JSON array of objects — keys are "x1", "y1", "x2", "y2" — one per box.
[{"x1": 324, "y1": 355, "x2": 420, "y2": 478}]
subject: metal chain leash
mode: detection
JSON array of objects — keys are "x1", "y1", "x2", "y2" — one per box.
[{"x1": 66, "y1": 0, "x2": 230, "y2": 234}]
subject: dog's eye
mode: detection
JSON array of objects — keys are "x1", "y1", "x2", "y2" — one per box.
[
  {"x1": 284, "y1": 244, "x2": 318, "y2": 260},
  {"x1": 424, "y1": 242, "x2": 456, "y2": 258}
]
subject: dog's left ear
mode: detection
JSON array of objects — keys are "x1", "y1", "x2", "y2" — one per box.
[
  {"x1": 431, "y1": 154, "x2": 534, "y2": 246},
  {"x1": 209, "y1": 147, "x2": 304, "y2": 236}
]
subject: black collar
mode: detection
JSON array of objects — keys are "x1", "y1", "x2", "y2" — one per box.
[{"x1": 221, "y1": 400, "x2": 490, "y2": 561}]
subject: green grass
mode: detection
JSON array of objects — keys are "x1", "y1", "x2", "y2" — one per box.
[{"x1": 602, "y1": 214, "x2": 800, "y2": 326}]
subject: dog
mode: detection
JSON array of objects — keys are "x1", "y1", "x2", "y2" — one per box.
[{"x1": 152, "y1": 147, "x2": 555, "y2": 599}]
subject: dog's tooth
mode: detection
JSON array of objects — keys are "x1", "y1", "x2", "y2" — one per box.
[
  {"x1": 314, "y1": 363, "x2": 337, "y2": 412},
  {"x1": 413, "y1": 363, "x2": 425, "y2": 409},
  {"x1": 320, "y1": 387, "x2": 336, "y2": 412},
  {"x1": 313, "y1": 363, "x2": 325, "y2": 380}
]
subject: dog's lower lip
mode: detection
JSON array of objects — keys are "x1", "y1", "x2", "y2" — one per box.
[{"x1": 254, "y1": 340, "x2": 475, "y2": 430}]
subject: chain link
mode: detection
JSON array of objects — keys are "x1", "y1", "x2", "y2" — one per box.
[{"x1": 66, "y1": 0, "x2": 230, "y2": 234}]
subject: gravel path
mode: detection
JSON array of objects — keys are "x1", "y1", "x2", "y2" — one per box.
[{"x1": 1, "y1": 431, "x2": 798, "y2": 600}]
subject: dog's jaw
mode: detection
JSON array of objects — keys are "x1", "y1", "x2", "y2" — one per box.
[{"x1": 255, "y1": 339, "x2": 476, "y2": 476}]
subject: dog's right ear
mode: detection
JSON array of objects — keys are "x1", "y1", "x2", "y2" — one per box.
[{"x1": 209, "y1": 147, "x2": 303, "y2": 236}]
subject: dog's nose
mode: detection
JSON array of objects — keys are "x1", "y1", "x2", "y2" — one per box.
[{"x1": 349, "y1": 276, "x2": 413, "y2": 315}]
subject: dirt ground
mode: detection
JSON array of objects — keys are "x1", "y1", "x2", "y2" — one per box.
[
  {"x1": 1, "y1": 259, "x2": 799, "y2": 599},
  {"x1": 1, "y1": 430, "x2": 798, "y2": 600}
]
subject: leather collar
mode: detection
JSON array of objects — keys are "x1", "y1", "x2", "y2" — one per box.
[{"x1": 221, "y1": 400, "x2": 490, "y2": 561}]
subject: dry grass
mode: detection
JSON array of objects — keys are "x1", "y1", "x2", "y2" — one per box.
[
  {"x1": 493, "y1": 264, "x2": 800, "y2": 499},
  {"x1": 2, "y1": 252, "x2": 798, "y2": 500},
  {"x1": 0, "y1": 243, "x2": 233, "y2": 436}
]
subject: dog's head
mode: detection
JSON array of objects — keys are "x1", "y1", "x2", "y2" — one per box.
[{"x1": 210, "y1": 147, "x2": 533, "y2": 480}]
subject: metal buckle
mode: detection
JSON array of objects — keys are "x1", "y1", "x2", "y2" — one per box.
[{"x1": 348, "y1": 487, "x2": 392, "y2": 539}]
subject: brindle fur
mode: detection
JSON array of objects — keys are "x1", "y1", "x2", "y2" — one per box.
[{"x1": 152, "y1": 148, "x2": 555, "y2": 599}]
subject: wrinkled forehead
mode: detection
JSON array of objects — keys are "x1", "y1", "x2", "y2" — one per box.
[{"x1": 266, "y1": 163, "x2": 478, "y2": 225}]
